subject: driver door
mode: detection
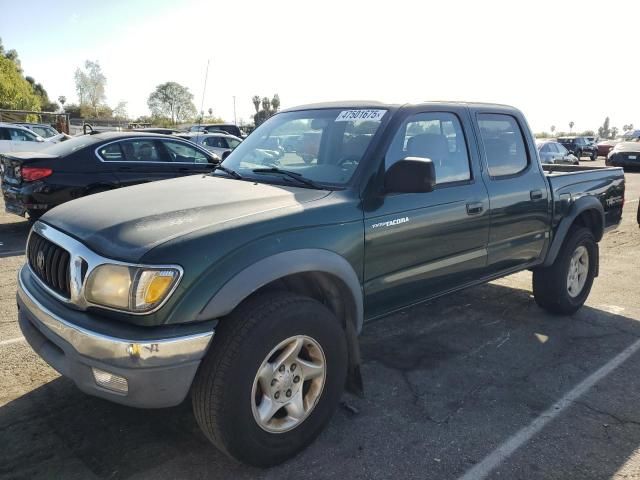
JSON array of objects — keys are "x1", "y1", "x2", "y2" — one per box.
[{"x1": 363, "y1": 108, "x2": 490, "y2": 319}]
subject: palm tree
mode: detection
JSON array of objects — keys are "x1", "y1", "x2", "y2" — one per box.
[
  {"x1": 569, "y1": 121, "x2": 574, "y2": 133},
  {"x1": 550, "y1": 125, "x2": 556, "y2": 136},
  {"x1": 208, "y1": 107, "x2": 213, "y2": 116},
  {"x1": 252, "y1": 96, "x2": 260, "y2": 114},
  {"x1": 261, "y1": 97, "x2": 271, "y2": 113},
  {"x1": 58, "y1": 95, "x2": 66, "y2": 112},
  {"x1": 271, "y1": 94, "x2": 280, "y2": 112}
]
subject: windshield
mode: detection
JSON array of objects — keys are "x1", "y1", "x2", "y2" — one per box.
[{"x1": 220, "y1": 108, "x2": 386, "y2": 187}]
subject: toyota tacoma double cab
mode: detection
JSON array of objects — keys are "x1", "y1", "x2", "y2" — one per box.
[{"x1": 17, "y1": 102, "x2": 625, "y2": 466}]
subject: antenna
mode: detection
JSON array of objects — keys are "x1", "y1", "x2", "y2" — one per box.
[{"x1": 198, "y1": 59, "x2": 210, "y2": 131}]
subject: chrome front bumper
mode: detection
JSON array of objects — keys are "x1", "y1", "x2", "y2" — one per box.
[{"x1": 17, "y1": 265, "x2": 215, "y2": 407}]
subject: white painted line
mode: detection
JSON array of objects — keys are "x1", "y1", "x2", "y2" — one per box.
[
  {"x1": 0, "y1": 336, "x2": 25, "y2": 346},
  {"x1": 627, "y1": 198, "x2": 639, "y2": 204},
  {"x1": 0, "y1": 249, "x2": 24, "y2": 256},
  {"x1": 457, "y1": 337, "x2": 640, "y2": 480}
]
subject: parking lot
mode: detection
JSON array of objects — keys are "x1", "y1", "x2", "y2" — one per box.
[{"x1": 1, "y1": 159, "x2": 639, "y2": 480}]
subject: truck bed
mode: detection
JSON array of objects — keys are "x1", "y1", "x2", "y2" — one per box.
[{"x1": 543, "y1": 164, "x2": 625, "y2": 230}]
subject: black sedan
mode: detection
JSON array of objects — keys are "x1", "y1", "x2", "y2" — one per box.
[
  {"x1": 1, "y1": 132, "x2": 220, "y2": 220},
  {"x1": 606, "y1": 140, "x2": 640, "y2": 169}
]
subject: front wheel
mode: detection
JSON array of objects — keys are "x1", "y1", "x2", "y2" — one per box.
[
  {"x1": 591, "y1": 151, "x2": 598, "y2": 161},
  {"x1": 533, "y1": 226, "x2": 597, "y2": 314},
  {"x1": 191, "y1": 292, "x2": 348, "y2": 467}
]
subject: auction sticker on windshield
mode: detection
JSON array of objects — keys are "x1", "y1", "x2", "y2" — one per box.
[{"x1": 335, "y1": 110, "x2": 386, "y2": 122}]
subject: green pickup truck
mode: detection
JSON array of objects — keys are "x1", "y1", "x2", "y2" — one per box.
[{"x1": 17, "y1": 102, "x2": 625, "y2": 466}]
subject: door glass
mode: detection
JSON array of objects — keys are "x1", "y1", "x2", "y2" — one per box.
[
  {"x1": 98, "y1": 143, "x2": 124, "y2": 160},
  {"x1": 385, "y1": 112, "x2": 471, "y2": 184},
  {"x1": 8, "y1": 128, "x2": 38, "y2": 142},
  {"x1": 117, "y1": 140, "x2": 163, "y2": 162},
  {"x1": 227, "y1": 138, "x2": 241, "y2": 149},
  {"x1": 477, "y1": 114, "x2": 529, "y2": 176},
  {"x1": 163, "y1": 141, "x2": 209, "y2": 163}
]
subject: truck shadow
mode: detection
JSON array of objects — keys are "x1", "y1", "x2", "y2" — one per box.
[
  {"x1": 2, "y1": 282, "x2": 640, "y2": 479},
  {"x1": 0, "y1": 219, "x2": 30, "y2": 258}
]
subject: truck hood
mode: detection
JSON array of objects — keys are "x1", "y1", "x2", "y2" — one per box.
[{"x1": 42, "y1": 175, "x2": 330, "y2": 261}]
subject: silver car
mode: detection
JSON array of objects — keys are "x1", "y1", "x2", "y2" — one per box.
[
  {"x1": 536, "y1": 140, "x2": 579, "y2": 165},
  {"x1": 176, "y1": 132, "x2": 242, "y2": 160}
]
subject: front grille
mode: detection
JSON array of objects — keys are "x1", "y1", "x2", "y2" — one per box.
[{"x1": 27, "y1": 232, "x2": 71, "y2": 298}]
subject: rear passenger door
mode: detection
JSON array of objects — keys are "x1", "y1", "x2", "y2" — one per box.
[
  {"x1": 97, "y1": 138, "x2": 177, "y2": 187},
  {"x1": 475, "y1": 112, "x2": 550, "y2": 273},
  {"x1": 363, "y1": 108, "x2": 490, "y2": 318}
]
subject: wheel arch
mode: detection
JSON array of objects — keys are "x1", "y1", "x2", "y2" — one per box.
[
  {"x1": 543, "y1": 195, "x2": 604, "y2": 267},
  {"x1": 196, "y1": 249, "x2": 363, "y2": 332}
]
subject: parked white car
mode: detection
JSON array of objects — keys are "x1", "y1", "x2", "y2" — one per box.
[
  {"x1": 0, "y1": 123, "x2": 52, "y2": 154},
  {"x1": 176, "y1": 132, "x2": 242, "y2": 160}
]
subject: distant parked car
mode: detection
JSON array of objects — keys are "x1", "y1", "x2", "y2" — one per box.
[
  {"x1": 536, "y1": 140, "x2": 579, "y2": 165},
  {"x1": 1, "y1": 132, "x2": 219, "y2": 219},
  {"x1": 132, "y1": 127, "x2": 182, "y2": 135},
  {"x1": 189, "y1": 123, "x2": 243, "y2": 138},
  {"x1": 556, "y1": 136, "x2": 598, "y2": 161},
  {"x1": 14, "y1": 122, "x2": 60, "y2": 139},
  {"x1": 0, "y1": 123, "x2": 49, "y2": 154},
  {"x1": 606, "y1": 140, "x2": 640, "y2": 169},
  {"x1": 176, "y1": 132, "x2": 242, "y2": 160},
  {"x1": 596, "y1": 139, "x2": 619, "y2": 158}
]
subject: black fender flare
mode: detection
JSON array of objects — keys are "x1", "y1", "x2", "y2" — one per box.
[
  {"x1": 543, "y1": 195, "x2": 604, "y2": 267},
  {"x1": 196, "y1": 249, "x2": 364, "y2": 332}
]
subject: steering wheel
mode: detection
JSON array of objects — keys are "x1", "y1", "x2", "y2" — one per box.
[{"x1": 336, "y1": 155, "x2": 360, "y2": 167}]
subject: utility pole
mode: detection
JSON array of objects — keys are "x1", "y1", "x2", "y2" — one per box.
[{"x1": 233, "y1": 96, "x2": 237, "y2": 125}]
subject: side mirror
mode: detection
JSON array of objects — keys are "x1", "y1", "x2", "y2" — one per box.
[{"x1": 385, "y1": 157, "x2": 436, "y2": 194}]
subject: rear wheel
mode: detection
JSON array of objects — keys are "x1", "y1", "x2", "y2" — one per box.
[
  {"x1": 591, "y1": 151, "x2": 598, "y2": 161},
  {"x1": 192, "y1": 292, "x2": 348, "y2": 467},
  {"x1": 533, "y1": 226, "x2": 597, "y2": 314},
  {"x1": 574, "y1": 150, "x2": 582, "y2": 159}
]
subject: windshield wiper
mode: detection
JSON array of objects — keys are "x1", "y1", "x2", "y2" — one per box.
[
  {"x1": 212, "y1": 164, "x2": 243, "y2": 180},
  {"x1": 252, "y1": 167, "x2": 325, "y2": 189}
]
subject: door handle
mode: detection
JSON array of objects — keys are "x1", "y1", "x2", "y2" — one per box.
[
  {"x1": 466, "y1": 202, "x2": 484, "y2": 215},
  {"x1": 530, "y1": 189, "x2": 543, "y2": 200}
]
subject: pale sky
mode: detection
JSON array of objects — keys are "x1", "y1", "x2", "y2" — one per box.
[{"x1": 1, "y1": 0, "x2": 638, "y2": 132}]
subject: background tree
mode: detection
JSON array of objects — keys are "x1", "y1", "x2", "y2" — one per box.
[
  {"x1": 610, "y1": 127, "x2": 619, "y2": 138},
  {"x1": 74, "y1": 60, "x2": 107, "y2": 117},
  {"x1": 252, "y1": 95, "x2": 261, "y2": 114},
  {"x1": 208, "y1": 107, "x2": 213, "y2": 116},
  {"x1": 261, "y1": 96, "x2": 271, "y2": 113},
  {"x1": 58, "y1": 95, "x2": 66, "y2": 111},
  {"x1": 568, "y1": 121, "x2": 574, "y2": 133},
  {"x1": 623, "y1": 124, "x2": 634, "y2": 133},
  {"x1": 271, "y1": 94, "x2": 280, "y2": 112},
  {"x1": 550, "y1": 125, "x2": 556, "y2": 135},
  {"x1": 147, "y1": 81, "x2": 197, "y2": 124},
  {"x1": 598, "y1": 117, "x2": 610, "y2": 139},
  {"x1": 113, "y1": 101, "x2": 128, "y2": 120}
]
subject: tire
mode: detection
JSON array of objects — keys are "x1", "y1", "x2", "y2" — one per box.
[
  {"x1": 574, "y1": 150, "x2": 581, "y2": 159},
  {"x1": 533, "y1": 226, "x2": 597, "y2": 315},
  {"x1": 192, "y1": 292, "x2": 348, "y2": 467},
  {"x1": 591, "y1": 151, "x2": 598, "y2": 161}
]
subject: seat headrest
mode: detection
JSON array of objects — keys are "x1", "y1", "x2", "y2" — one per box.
[{"x1": 406, "y1": 133, "x2": 449, "y2": 161}]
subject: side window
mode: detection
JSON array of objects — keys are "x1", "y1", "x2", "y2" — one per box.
[
  {"x1": 0, "y1": 128, "x2": 10, "y2": 141},
  {"x1": 9, "y1": 128, "x2": 37, "y2": 142},
  {"x1": 557, "y1": 143, "x2": 568, "y2": 155},
  {"x1": 477, "y1": 114, "x2": 529, "y2": 177},
  {"x1": 98, "y1": 143, "x2": 124, "y2": 160},
  {"x1": 163, "y1": 141, "x2": 209, "y2": 163},
  {"x1": 117, "y1": 140, "x2": 163, "y2": 162},
  {"x1": 227, "y1": 138, "x2": 241, "y2": 149},
  {"x1": 540, "y1": 144, "x2": 550, "y2": 153},
  {"x1": 385, "y1": 112, "x2": 471, "y2": 184},
  {"x1": 204, "y1": 137, "x2": 224, "y2": 148}
]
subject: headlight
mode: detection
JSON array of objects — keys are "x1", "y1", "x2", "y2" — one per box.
[{"x1": 85, "y1": 264, "x2": 181, "y2": 312}]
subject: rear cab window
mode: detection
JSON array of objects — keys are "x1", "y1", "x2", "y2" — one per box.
[{"x1": 477, "y1": 113, "x2": 529, "y2": 177}]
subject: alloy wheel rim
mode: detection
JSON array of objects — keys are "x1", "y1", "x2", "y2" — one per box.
[
  {"x1": 251, "y1": 335, "x2": 326, "y2": 433},
  {"x1": 567, "y1": 245, "x2": 589, "y2": 298}
]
